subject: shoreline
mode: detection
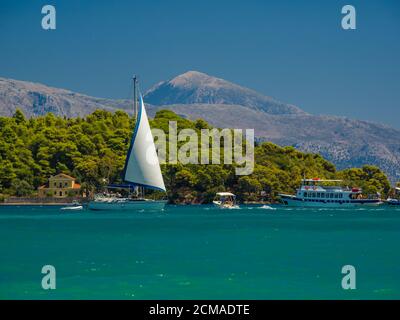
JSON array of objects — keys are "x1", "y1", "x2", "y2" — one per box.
[
  {"x1": 0, "y1": 203, "x2": 76, "y2": 206},
  {"x1": 0, "y1": 201, "x2": 273, "y2": 206}
]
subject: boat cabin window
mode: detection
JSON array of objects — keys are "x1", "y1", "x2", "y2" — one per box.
[
  {"x1": 334, "y1": 193, "x2": 338, "y2": 198},
  {"x1": 303, "y1": 192, "x2": 307, "y2": 197},
  {"x1": 321, "y1": 193, "x2": 325, "y2": 198}
]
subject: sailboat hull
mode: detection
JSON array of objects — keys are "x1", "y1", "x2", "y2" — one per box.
[{"x1": 88, "y1": 199, "x2": 167, "y2": 211}]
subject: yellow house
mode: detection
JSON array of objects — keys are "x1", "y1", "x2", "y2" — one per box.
[{"x1": 38, "y1": 173, "x2": 81, "y2": 198}]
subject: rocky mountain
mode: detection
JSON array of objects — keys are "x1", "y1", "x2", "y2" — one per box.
[
  {"x1": 0, "y1": 77, "x2": 133, "y2": 118},
  {"x1": 1, "y1": 72, "x2": 399, "y2": 182},
  {"x1": 145, "y1": 71, "x2": 305, "y2": 115}
]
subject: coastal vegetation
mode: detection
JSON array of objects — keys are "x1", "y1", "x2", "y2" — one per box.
[{"x1": 0, "y1": 109, "x2": 391, "y2": 203}]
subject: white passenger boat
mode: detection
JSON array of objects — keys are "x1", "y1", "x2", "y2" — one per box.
[
  {"x1": 88, "y1": 76, "x2": 167, "y2": 211},
  {"x1": 279, "y1": 178, "x2": 383, "y2": 207}
]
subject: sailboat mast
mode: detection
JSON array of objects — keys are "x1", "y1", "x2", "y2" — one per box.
[
  {"x1": 133, "y1": 75, "x2": 145, "y2": 198},
  {"x1": 132, "y1": 75, "x2": 139, "y2": 198},
  {"x1": 133, "y1": 75, "x2": 138, "y2": 118}
]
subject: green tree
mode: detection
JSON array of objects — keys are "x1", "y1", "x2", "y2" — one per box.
[
  {"x1": 11, "y1": 179, "x2": 33, "y2": 197},
  {"x1": 12, "y1": 109, "x2": 26, "y2": 125}
]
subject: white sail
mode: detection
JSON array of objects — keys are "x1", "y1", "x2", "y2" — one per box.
[{"x1": 123, "y1": 95, "x2": 166, "y2": 191}]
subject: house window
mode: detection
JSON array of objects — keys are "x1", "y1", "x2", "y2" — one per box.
[
  {"x1": 54, "y1": 182, "x2": 56, "y2": 187},
  {"x1": 54, "y1": 191, "x2": 57, "y2": 195},
  {"x1": 65, "y1": 182, "x2": 68, "y2": 187},
  {"x1": 59, "y1": 191, "x2": 63, "y2": 197}
]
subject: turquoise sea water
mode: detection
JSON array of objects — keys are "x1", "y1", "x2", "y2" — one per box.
[{"x1": 0, "y1": 204, "x2": 399, "y2": 299}]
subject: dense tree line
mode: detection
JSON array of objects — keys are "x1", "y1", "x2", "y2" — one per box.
[{"x1": 0, "y1": 109, "x2": 391, "y2": 203}]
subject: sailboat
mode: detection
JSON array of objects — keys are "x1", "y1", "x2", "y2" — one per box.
[{"x1": 88, "y1": 77, "x2": 167, "y2": 211}]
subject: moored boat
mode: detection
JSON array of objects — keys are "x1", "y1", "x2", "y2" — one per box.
[
  {"x1": 279, "y1": 178, "x2": 383, "y2": 208},
  {"x1": 88, "y1": 196, "x2": 166, "y2": 211}
]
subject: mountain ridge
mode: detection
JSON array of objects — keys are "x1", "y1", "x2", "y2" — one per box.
[
  {"x1": 0, "y1": 77, "x2": 133, "y2": 118},
  {"x1": 144, "y1": 71, "x2": 306, "y2": 115}
]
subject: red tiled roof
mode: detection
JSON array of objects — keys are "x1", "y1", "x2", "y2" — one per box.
[{"x1": 73, "y1": 183, "x2": 81, "y2": 189}]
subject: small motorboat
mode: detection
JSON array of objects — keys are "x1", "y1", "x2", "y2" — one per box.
[
  {"x1": 61, "y1": 201, "x2": 83, "y2": 211},
  {"x1": 61, "y1": 205, "x2": 83, "y2": 211},
  {"x1": 386, "y1": 198, "x2": 400, "y2": 206},
  {"x1": 213, "y1": 192, "x2": 239, "y2": 209},
  {"x1": 386, "y1": 187, "x2": 400, "y2": 206}
]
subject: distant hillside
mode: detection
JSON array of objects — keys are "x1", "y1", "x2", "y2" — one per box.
[
  {"x1": 0, "y1": 72, "x2": 399, "y2": 182},
  {"x1": 0, "y1": 77, "x2": 133, "y2": 118}
]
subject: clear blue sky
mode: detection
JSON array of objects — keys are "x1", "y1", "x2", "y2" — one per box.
[{"x1": 0, "y1": 0, "x2": 399, "y2": 127}]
